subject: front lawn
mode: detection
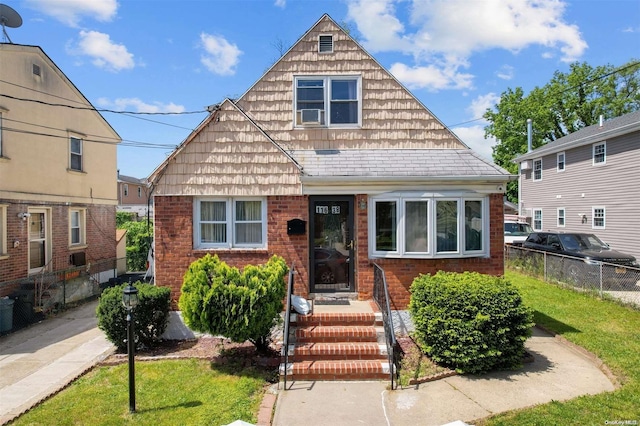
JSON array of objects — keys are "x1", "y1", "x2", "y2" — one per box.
[
  {"x1": 10, "y1": 358, "x2": 273, "y2": 426},
  {"x1": 480, "y1": 270, "x2": 640, "y2": 425}
]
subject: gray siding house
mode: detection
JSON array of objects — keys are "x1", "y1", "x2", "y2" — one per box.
[{"x1": 514, "y1": 111, "x2": 640, "y2": 259}]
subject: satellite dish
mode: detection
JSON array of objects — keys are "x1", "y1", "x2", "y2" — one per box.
[{"x1": 0, "y1": 3, "x2": 22, "y2": 44}]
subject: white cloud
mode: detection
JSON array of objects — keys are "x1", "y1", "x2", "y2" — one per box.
[
  {"x1": 274, "y1": 0, "x2": 286, "y2": 8},
  {"x1": 25, "y1": 0, "x2": 117, "y2": 27},
  {"x1": 496, "y1": 65, "x2": 514, "y2": 80},
  {"x1": 467, "y1": 93, "x2": 500, "y2": 121},
  {"x1": 346, "y1": 0, "x2": 588, "y2": 89},
  {"x1": 199, "y1": 33, "x2": 243, "y2": 76},
  {"x1": 390, "y1": 63, "x2": 473, "y2": 91},
  {"x1": 71, "y1": 30, "x2": 134, "y2": 72},
  {"x1": 452, "y1": 125, "x2": 497, "y2": 161},
  {"x1": 97, "y1": 97, "x2": 186, "y2": 113}
]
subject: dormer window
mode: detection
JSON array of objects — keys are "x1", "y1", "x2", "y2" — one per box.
[
  {"x1": 318, "y1": 35, "x2": 333, "y2": 53},
  {"x1": 294, "y1": 75, "x2": 361, "y2": 127}
]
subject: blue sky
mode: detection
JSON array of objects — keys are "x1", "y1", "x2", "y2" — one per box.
[{"x1": 5, "y1": 0, "x2": 639, "y2": 178}]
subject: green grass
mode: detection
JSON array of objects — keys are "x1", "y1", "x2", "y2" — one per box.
[
  {"x1": 479, "y1": 270, "x2": 640, "y2": 425},
  {"x1": 10, "y1": 359, "x2": 273, "y2": 426}
]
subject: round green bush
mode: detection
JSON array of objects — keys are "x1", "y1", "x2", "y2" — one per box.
[
  {"x1": 409, "y1": 271, "x2": 534, "y2": 374},
  {"x1": 179, "y1": 254, "x2": 288, "y2": 352},
  {"x1": 96, "y1": 282, "x2": 171, "y2": 352}
]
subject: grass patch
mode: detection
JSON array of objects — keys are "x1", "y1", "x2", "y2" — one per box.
[
  {"x1": 478, "y1": 270, "x2": 640, "y2": 425},
  {"x1": 10, "y1": 358, "x2": 273, "y2": 426}
]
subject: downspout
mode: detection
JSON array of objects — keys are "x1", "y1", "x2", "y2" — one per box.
[{"x1": 520, "y1": 119, "x2": 533, "y2": 216}]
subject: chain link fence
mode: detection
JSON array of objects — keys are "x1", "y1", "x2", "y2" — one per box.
[
  {"x1": 505, "y1": 245, "x2": 640, "y2": 308},
  {"x1": 0, "y1": 258, "x2": 140, "y2": 336}
]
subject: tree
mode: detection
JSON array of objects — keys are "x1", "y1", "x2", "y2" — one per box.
[
  {"x1": 485, "y1": 59, "x2": 640, "y2": 203},
  {"x1": 117, "y1": 214, "x2": 153, "y2": 272}
]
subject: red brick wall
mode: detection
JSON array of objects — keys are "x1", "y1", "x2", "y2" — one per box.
[
  {"x1": 154, "y1": 193, "x2": 504, "y2": 310},
  {"x1": 0, "y1": 201, "x2": 116, "y2": 296}
]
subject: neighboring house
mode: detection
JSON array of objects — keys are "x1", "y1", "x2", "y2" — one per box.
[
  {"x1": 117, "y1": 172, "x2": 152, "y2": 218},
  {"x1": 514, "y1": 110, "x2": 640, "y2": 260},
  {"x1": 0, "y1": 43, "x2": 120, "y2": 298},
  {"x1": 148, "y1": 15, "x2": 513, "y2": 309}
]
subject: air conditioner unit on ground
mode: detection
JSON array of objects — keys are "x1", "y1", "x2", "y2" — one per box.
[{"x1": 301, "y1": 109, "x2": 322, "y2": 124}]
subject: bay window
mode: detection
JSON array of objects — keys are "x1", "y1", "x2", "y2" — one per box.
[
  {"x1": 371, "y1": 193, "x2": 487, "y2": 258},
  {"x1": 195, "y1": 198, "x2": 266, "y2": 249}
]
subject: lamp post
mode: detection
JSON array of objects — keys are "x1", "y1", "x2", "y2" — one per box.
[{"x1": 122, "y1": 282, "x2": 139, "y2": 413}]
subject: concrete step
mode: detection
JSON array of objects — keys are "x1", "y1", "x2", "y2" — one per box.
[
  {"x1": 283, "y1": 342, "x2": 388, "y2": 361},
  {"x1": 280, "y1": 360, "x2": 393, "y2": 381}
]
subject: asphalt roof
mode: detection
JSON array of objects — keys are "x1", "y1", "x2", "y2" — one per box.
[{"x1": 289, "y1": 149, "x2": 511, "y2": 178}]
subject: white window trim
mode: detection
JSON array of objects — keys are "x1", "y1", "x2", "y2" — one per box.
[
  {"x1": 28, "y1": 208, "x2": 52, "y2": 274},
  {"x1": 293, "y1": 75, "x2": 362, "y2": 129},
  {"x1": 123, "y1": 184, "x2": 129, "y2": 197},
  {"x1": 533, "y1": 158, "x2": 542, "y2": 181},
  {"x1": 557, "y1": 207, "x2": 565, "y2": 227},
  {"x1": 593, "y1": 142, "x2": 606, "y2": 166},
  {"x1": 368, "y1": 192, "x2": 488, "y2": 259},
  {"x1": 0, "y1": 204, "x2": 7, "y2": 257},
  {"x1": 557, "y1": 152, "x2": 565, "y2": 172},
  {"x1": 69, "y1": 134, "x2": 83, "y2": 172},
  {"x1": 592, "y1": 206, "x2": 605, "y2": 229},
  {"x1": 0, "y1": 111, "x2": 3, "y2": 158},
  {"x1": 194, "y1": 198, "x2": 267, "y2": 249},
  {"x1": 533, "y1": 209, "x2": 543, "y2": 231},
  {"x1": 69, "y1": 208, "x2": 87, "y2": 247},
  {"x1": 137, "y1": 187, "x2": 142, "y2": 198}
]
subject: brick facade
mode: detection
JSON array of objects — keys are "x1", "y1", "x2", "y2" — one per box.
[
  {"x1": 0, "y1": 201, "x2": 116, "y2": 297},
  {"x1": 155, "y1": 193, "x2": 504, "y2": 310}
]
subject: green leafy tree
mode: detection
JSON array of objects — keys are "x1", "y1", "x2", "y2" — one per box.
[
  {"x1": 485, "y1": 59, "x2": 640, "y2": 202},
  {"x1": 179, "y1": 254, "x2": 288, "y2": 352},
  {"x1": 118, "y1": 217, "x2": 153, "y2": 272}
]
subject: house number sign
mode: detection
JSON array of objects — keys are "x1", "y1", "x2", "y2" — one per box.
[{"x1": 315, "y1": 205, "x2": 340, "y2": 214}]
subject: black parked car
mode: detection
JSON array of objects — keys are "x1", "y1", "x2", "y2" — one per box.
[{"x1": 522, "y1": 232, "x2": 639, "y2": 288}]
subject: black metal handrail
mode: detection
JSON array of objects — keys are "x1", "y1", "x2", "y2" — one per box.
[
  {"x1": 282, "y1": 263, "x2": 295, "y2": 390},
  {"x1": 373, "y1": 263, "x2": 399, "y2": 390}
]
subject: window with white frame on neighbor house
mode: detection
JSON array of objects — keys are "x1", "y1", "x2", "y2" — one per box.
[
  {"x1": 69, "y1": 208, "x2": 86, "y2": 246},
  {"x1": 195, "y1": 198, "x2": 266, "y2": 249},
  {"x1": 593, "y1": 142, "x2": 606, "y2": 165},
  {"x1": 0, "y1": 204, "x2": 7, "y2": 256},
  {"x1": 370, "y1": 194, "x2": 486, "y2": 258},
  {"x1": 123, "y1": 184, "x2": 129, "y2": 197},
  {"x1": 533, "y1": 209, "x2": 543, "y2": 231},
  {"x1": 294, "y1": 76, "x2": 360, "y2": 127},
  {"x1": 533, "y1": 158, "x2": 542, "y2": 181},
  {"x1": 593, "y1": 207, "x2": 605, "y2": 229},
  {"x1": 0, "y1": 112, "x2": 3, "y2": 157},
  {"x1": 69, "y1": 136, "x2": 83, "y2": 171},
  {"x1": 557, "y1": 152, "x2": 565, "y2": 172},
  {"x1": 557, "y1": 208, "x2": 565, "y2": 227},
  {"x1": 137, "y1": 187, "x2": 142, "y2": 198}
]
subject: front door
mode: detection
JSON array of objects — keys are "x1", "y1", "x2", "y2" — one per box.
[{"x1": 310, "y1": 196, "x2": 354, "y2": 293}]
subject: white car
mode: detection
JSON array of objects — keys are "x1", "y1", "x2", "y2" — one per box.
[{"x1": 504, "y1": 218, "x2": 532, "y2": 246}]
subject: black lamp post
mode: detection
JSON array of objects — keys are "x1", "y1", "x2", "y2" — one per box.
[{"x1": 122, "y1": 282, "x2": 139, "y2": 413}]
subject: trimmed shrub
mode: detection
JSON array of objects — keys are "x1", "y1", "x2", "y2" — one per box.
[
  {"x1": 97, "y1": 282, "x2": 171, "y2": 352},
  {"x1": 409, "y1": 271, "x2": 534, "y2": 374},
  {"x1": 179, "y1": 254, "x2": 288, "y2": 352}
]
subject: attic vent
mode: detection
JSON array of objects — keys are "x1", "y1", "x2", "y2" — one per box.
[
  {"x1": 318, "y1": 35, "x2": 333, "y2": 53},
  {"x1": 32, "y1": 64, "x2": 41, "y2": 76}
]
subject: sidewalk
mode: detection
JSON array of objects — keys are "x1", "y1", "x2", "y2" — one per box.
[{"x1": 0, "y1": 300, "x2": 114, "y2": 425}]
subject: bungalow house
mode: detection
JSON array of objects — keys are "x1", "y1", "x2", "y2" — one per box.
[
  {"x1": 149, "y1": 15, "x2": 513, "y2": 310},
  {"x1": 514, "y1": 110, "x2": 640, "y2": 260},
  {"x1": 0, "y1": 43, "x2": 120, "y2": 314}
]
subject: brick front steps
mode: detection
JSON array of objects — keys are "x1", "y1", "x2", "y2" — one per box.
[{"x1": 280, "y1": 308, "x2": 393, "y2": 381}]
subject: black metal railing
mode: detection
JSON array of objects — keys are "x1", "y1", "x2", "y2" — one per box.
[
  {"x1": 282, "y1": 263, "x2": 295, "y2": 390},
  {"x1": 373, "y1": 263, "x2": 399, "y2": 390}
]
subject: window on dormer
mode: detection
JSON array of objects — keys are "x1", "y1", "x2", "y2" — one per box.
[
  {"x1": 319, "y1": 35, "x2": 333, "y2": 53},
  {"x1": 294, "y1": 75, "x2": 360, "y2": 127}
]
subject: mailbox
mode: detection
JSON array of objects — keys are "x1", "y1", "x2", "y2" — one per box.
[{"x1": 287, "y1": 219, "x2": 306, "y2": 235}]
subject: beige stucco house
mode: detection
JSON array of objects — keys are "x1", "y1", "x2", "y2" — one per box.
[
  {"x1": 0, "y1": 43, "x2": 120, "y2": 309},
  {"x1": 149, "y1": 15, "x2": 513, "y2": 310}
]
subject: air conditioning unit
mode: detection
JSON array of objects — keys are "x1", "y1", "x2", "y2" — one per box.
[
  {"x1": 70, "y1": 252, "x2": 86, "y2": 267},
  {"x1": 520, "y1": 160, "x2": 531, "y2": 170},
  {"x1": 301, "y1": 109, "x2": 322, "y2": 124}
]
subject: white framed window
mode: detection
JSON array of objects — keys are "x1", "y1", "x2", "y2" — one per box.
[
  {"x1": 69, "y1": 208, "x2": 86, "y2": 246},
  {"x1": 533, "y1": 209, "x2": 543, "y2": 231},
  {"x1": 533, "y1": 158, "x2": 542, "y2": 181},
  {"x1": 123, "y1": 184, "x2": 129, "y2": 197},
  {"x1": 318, "y1": 34, "x2": 333, "y2": 53},
  {"x1": 294, "y1": 75, "x2": 361, "y2": 128},
  {"x1": 69, "y1": 136, "x2": 83, "y2": 171},
  {"x1": 137, "y1": 187, "x2": 142, "y2": 198},
  {"x1": 0, "y1": 204, "x2": 7, "y2": 257},
  {"x1": 0, "y1": 112, "x2": 3, "y2": 157},
  {"x1": 593, "y1": 207, "x2": 605, "y2": 229},
  {"x1": 195, "y1": 198, "x2": 266, "y2": 249},
  {"x1": 28, "y1": 208, "x2": 51, "y2": 274},
  {"x1": 557, "y1": 152, "x2": 565, "y2": 172},
  {"x1": 593, "y1": 142, "x2": 606, "y2": 165},
  {"x1": 370, "y1": 193, "x2": 487, "y2": 258},
  {"x1": 557, "y1": 208, "x2": 565, "y2": 227}
]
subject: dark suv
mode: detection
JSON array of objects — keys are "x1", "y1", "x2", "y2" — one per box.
[{"x1": 522, "y1": 232, "x2": 639, "y2": 287}]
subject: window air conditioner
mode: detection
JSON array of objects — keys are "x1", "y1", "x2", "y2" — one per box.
[
  {"x1": 70, "y1": 252, "x2": 86, "y2": 267},
  {"x1": 520, "y1": 160, "x2": 531, "y2": 170},
  {"x1": 301, "y1": 109, "x2": 322, "y2": 124}
]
